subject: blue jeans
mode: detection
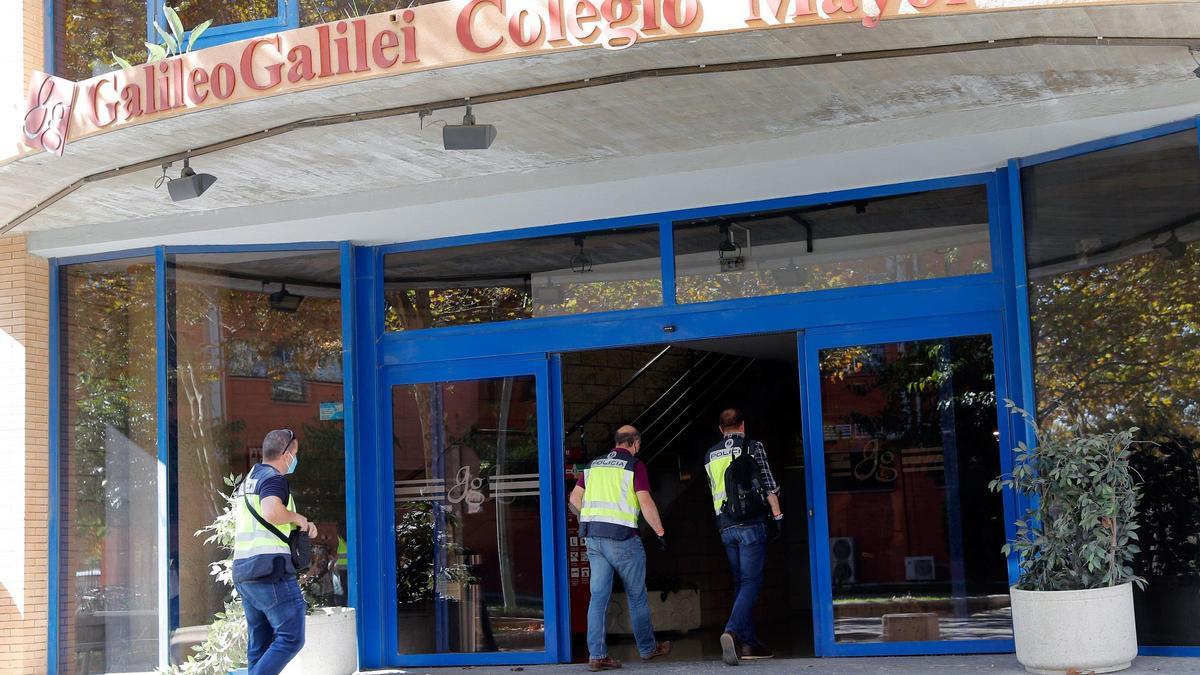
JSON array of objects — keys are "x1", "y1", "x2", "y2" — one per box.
[
  {"x1": 720, "y1": 521, "x2": 767, "y2": 646},
  {"x1": 237, "y1": 578, "x2": 306, "y2": 675},
  {"x1": 585, "y1": 536, "x2": 657, "y2": 660}
]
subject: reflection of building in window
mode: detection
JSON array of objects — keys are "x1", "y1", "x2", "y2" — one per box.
[
  {"x1": 675, "y1": 186, "x2": 992, "y2": 305},
  {"x1": 384, "y1": 226, "x2": 663, "y2": 332}
]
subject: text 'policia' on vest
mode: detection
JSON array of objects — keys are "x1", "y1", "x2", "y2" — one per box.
[{"x1": 579, "y1": 449, "x2": 642, "y2": 540}]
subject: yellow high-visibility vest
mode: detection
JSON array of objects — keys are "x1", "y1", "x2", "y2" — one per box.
[
  {"x1": 704, "y1": 436, "x2": 746, "y2": 515},
  {"x1": 234, "y1": 466, "x2": 296, "y2": 564},
  {"x1": 580, "y1": 450, "x2": 641, "y2": 531}
]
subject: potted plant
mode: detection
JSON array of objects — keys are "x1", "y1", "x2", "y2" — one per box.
[
  {"x1": 165, "y1": 476, "x2": 357, "y2": 675},
  {"x1": 990, "y1": 404, "x2": 1145, "y2": 675},
  {"x1": 395, "y1": 502, "x2": 474, "y2": 654}
]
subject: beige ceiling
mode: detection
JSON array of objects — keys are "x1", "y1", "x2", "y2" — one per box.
[{"x1": 3, "y1": 3, "x2": 1200, "y2": 242}]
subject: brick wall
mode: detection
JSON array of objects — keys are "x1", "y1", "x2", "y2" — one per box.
[
  {"x1": 0, "y1": 234, "x2": 51, "y2": 674},
  {"x1": 23, "y1": 0, "x2": 44, "y2": 88}
]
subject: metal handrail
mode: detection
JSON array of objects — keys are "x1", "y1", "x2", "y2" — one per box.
[
  {"x1": 637, "y1": 353, "x2": 740, "y2": 442},
  {"x1": 640, "y1": 355, "x2": 751, "y2": 451},
  {"x1": 565, "y1": 345, "x2": 673, "y2": 438},
  {"x1": 629, "y1": 350, "x2": 719, "y2": 430},
  {"x1": 640, "y1": 357, "x2": 758, "y2": 468}
]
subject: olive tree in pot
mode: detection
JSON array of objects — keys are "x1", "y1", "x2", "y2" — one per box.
[{"x1": 990, "y1": 404, "x2": 1146, "y2": 675}]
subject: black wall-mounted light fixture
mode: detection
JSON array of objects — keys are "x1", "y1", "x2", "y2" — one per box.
[
  {"x1": 268, "y1": 284, "x2": 304, "y2": 312},
  {"x1": 443, "y1": 104, "x2": 497, "y2": 150},
  {"x1": 161, "y1": 158, "x2": 217, "y2": 202},
  {"x1": 718, "y1": 223, "x2": 744, "y2": 272},
  {"x1": 570, "y1": 235, "x2": 593, "y2": 274}
]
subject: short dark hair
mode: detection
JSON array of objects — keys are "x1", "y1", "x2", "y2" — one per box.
[
  {"x1": 719, "y1": 408, "x2": 744, "y2": 431},
  {"x1": 262, "y1": 429, "x2": 295, "y2": 460},
  {"x1": 614, "y1": 428, "x2": 641, "y2": 447}
]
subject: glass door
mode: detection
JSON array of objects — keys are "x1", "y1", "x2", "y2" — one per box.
[
  {"x1": 382, "y1": 356, "x2": 562, "y2": 667},
  {"x1": 801, "y1": 313, "x2": 1017, "y2": 656}
]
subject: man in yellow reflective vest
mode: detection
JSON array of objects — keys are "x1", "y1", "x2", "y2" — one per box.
[
  {"x1": 569, "y1": 425, "x2": 672, "y2": 671},
  {"x1": 233, "y1": 429, "x2": 319, "y2": 675},
  {"x1": 703, "y1": 409, "x2": 783, "y2": 666}
]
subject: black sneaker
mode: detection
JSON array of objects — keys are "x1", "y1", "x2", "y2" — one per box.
[
  {"x1": 719, "y1": 631, "x2": 739, "y2": 666},
  {"x1": 739, "y1": 641, "x2": 774, "y2": 660}
]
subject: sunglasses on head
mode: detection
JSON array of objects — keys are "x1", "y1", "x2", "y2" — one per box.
[{"x1": 281, "y1": 429, "x2": 295, "y2": 452}]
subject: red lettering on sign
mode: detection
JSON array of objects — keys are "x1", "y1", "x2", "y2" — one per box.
[
  {"x1": 120, "y1": 83, "x2": 143, "y2": 119},
  {"x1": 287, "y1": 44, "x2": 317, "y2": 83},
  {"x1": 372, "y1": 29, "x2": 401, "y2": 68},
  {"x1": 458, "y1": 0, "x2": 505, "y2": 53},
  {"x1": 509, "y1": 9, "x2": 543, "y2": 47},
  {"x1": 211, "y1": 63, "x2": 236, "y2": 99},
  {"x1": 87, "y1": 76, "x2": 118, "y2": 128},
  {"x1": 400, "y1": 10, "x2": 419, "y2": 63},
  {"x1": 822, "y1": 0, "x2": 857, "y2": 12},
  {"x1": 188, "y1": 66, "x2": 210, "y2": 104},
  {"x1": 568, "y1": 1, "x2": 600, "y2": 41},
  {"x1": 242, "y1": 36, "x2": 284, "y2": 91},
  {"x1": 663, "y1": 0, "x2": 699, "y2": 28}
]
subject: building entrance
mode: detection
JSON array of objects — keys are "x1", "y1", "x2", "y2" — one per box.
[
  {"x1": 560, "y1": 333, "x2": 814, "y2": 662},
  {"x1": 556, "y1": 316, "x2": 1017, "y2": 662}
]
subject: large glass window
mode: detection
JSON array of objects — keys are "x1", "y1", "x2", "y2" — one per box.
[
  {"x1": 168, "y1": 250, "x2": 348, "y2": 660},
  {"x1": 173, "y1": 0, "x2": 279, "y2": 28},
  {"x1": 392, "y1": 376, "x2": 545, "y2": 654},
  {"x1": 1022, "y1": 129, "x2": 1200, "y2": 646},
  {"x1": 383, "y1": 226, "x2": 662, "y2": 332},
  {"x1": 300, "y1": 0, "x2": 447, "y2": 26},
  {"x1": 59, "y1": 258, "x2": 159, "y2": 673},
  {"x1": 54, "y1": 0, "x2": 148, "y2": 80},
  {"x1": 673, "y1": 186, "x2": 991, "y2": 304},
  {"x1": 819, "y1": 335, "x2": 1011, "y2": 643}
]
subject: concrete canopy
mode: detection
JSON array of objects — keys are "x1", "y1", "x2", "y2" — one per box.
[{"x1": 4, "y1": 2, "x2": 1200, "y2": 257}]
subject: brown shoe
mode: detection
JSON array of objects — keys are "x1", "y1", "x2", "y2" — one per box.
[
  {"x1": 719, "y1": 631, "x2": 740, "y2": 666},
  {"x1": 739, "y1": 641, "x2": 774, "y2": 660},
  {"x1": 641, "y1": 641, "x2": 672, "y2": 661},
  {"x1": 588, "y1": 656, "x2": 622, "y2": 671}
]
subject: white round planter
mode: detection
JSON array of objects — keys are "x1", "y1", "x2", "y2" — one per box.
[
  {"x1": 1011, "y1": 582, "x2": 1137, "y2": 675},
  {"x1": 280, "y1": 607, "x2": 358, "y2": 675}
]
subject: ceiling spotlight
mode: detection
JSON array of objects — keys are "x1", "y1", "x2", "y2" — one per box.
[
  {"x1": 268, "y1": 284, "x2": 304, "y2": 312},
  {"x1": 570, "y1": 236, "x2": 593, "y2": 274},
  {"x1": 717, "y1": 224, "x2": 744, "y2": 273},
  {"x1": 443, "y1": 104, "x2": 497, "y2": 150},
  {"x1": 1155, "y1": 232, "x2": 1187, "y2": 260},
  {"x1": 162, "y1": 158, "x2": 217, "y2": 202}
]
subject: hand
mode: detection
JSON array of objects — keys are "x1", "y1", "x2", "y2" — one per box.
[
  {"x1": 768, "y1": 515, "x2": 783, "y2": 541},
  {"x1": 656, "y1": 534, "x2": 668, "y2": 552},
  {"x1": 296, "y1": 515, "x2": 318, "y2": 538}
]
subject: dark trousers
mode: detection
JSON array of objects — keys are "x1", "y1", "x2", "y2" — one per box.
[
  {"x1": 236, "y1": 577, "x2": 306, "y2": 675},
  {"x1": 720, "y1": 521, "x2": 768, "y2": 646}
]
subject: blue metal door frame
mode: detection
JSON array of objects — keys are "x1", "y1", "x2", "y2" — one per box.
[
  {"x1": 357, "y1": 170, "x2": 1015, "y2": 666},
  {"x1": 800, "y1": 311, "x2": 1019, "y2": 657},
  {"x1": 376, "y1": 354, "x2": 564, "y2": 667}
]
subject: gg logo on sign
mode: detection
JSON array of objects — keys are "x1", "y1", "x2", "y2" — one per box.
[{"x1": 22, "y1": 72, "x2": 77, "y2": 156}]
